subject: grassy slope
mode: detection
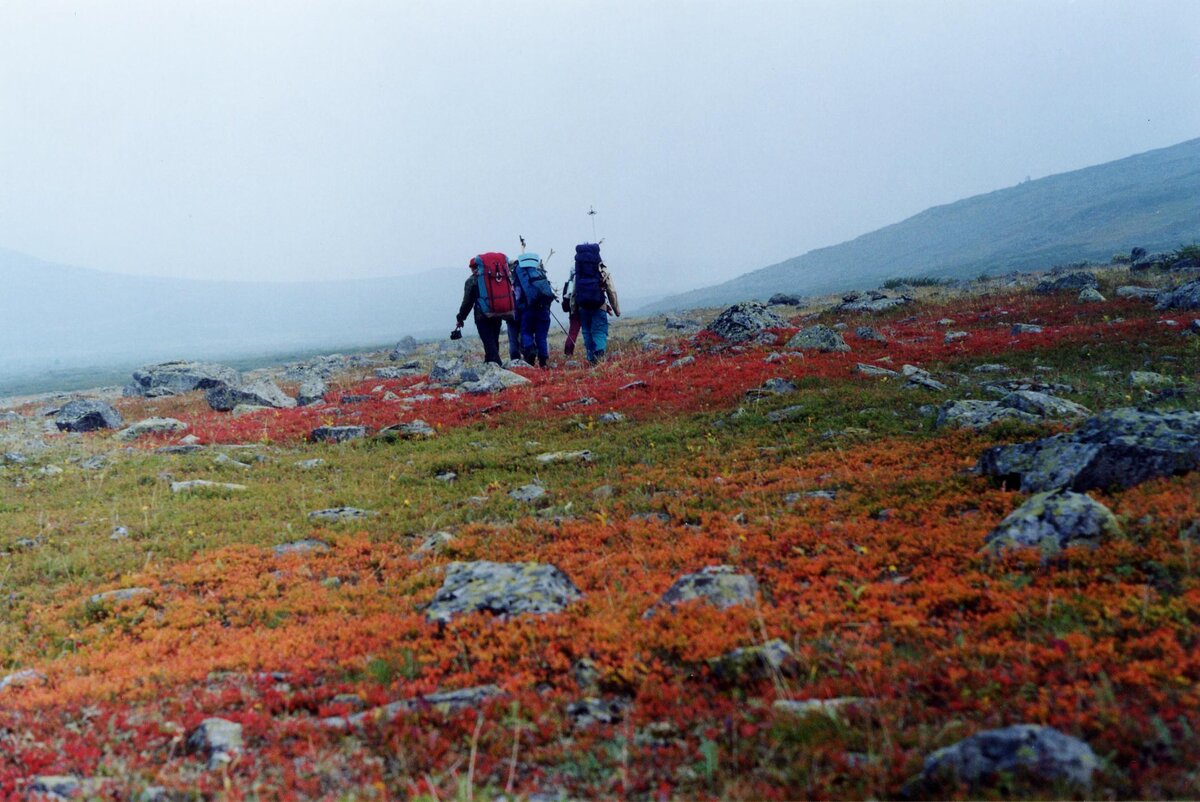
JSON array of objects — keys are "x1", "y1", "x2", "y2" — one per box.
[
  {"x1": 643, "y1": 137, "x2": 1200, "y2": 313},
  {"x1": 0, "y1": 268, "x2": 1197, "y2": 798}
]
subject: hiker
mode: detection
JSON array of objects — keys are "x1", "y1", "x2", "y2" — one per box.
[
  {"x1": 562, "y1": 269, "x2": 582, "y2": 357},
  {"x1": 505, "y1": 263, "x2": 524, "y2": 362},
  {"x1": 455, "y1": 252, "x2": 514, "y2": 365},
  {"x1": 572, "y1": 243, "x2": 620, "y2": 363},
  {"x1": 511, "y1": 251, "x2": 556, "y2": 367}
]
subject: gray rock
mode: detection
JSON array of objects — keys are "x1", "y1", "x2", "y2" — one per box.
[
  {"x1": 55, "y1": 400, "x2": 123, "y2": 432},
  {"x1": 856, "y1": 363, "x2": 900, "y2": 378},
  {"x1": 1114, "y1": 285, "x2": 1161, "y2": 300},
  {"x1": 597, "y1": 412, "x2": 626, "y2": 424},
  {"x1": 985, "y1": 490, "x2": 1121, "y2": 553},
  {"x1": 322, "y1": 685, "x2": 504, "y2": 729},
  {"x1": 746, "y1": 378, "x2": 797, "y2": 398},
  {"x1": 767, "y1": 292, "x2": 804, "y2": 306},
  {"x1": 668, "y1": 355, "x2": 695, "y2": 369},
  {"x1": 429, "y1": 358, "x2": 465, "y2": 384},
  {"x1": 461, "y1": 364, "x2": 532, "y2": 394},
  {"x1": 425, "y1": 561, "x2": 583, "y2": 622},
  {"x1": 664, "y1": 316, "x2": 701, "y2": 329},
  {"x1": 972, "y1": 363, "x2": 1011, "y2": 374},
  {"x1": 294, "y1": 458, "x2": 325, "y2": 470},
  {"x1": 1129, "y1": 370, "x2": 1173, "y2": 389},
  {"x1": 773, "y1": 697, "x2": 866, "y2": 719},
  {"x1": 936, "y1": 391, "x2": 1089, "y2": 430},
  {"x1": 89, "y1": 587, "x2": 152, "y2": 605},
  {"x1": 567, "y1": 697, "x2": 630, "y2": 729},
  {"x1": 503, "y1": 358, "x2": 534, "y2": 369},
  {"x1": 943, "y1": 330, "x2": 970, "y2": 343},
  {"x1": 206, "y1": 378, "x2": 296, "y2": 412},
  {"x1": 918, "y1": 724, "x2": 1098, "y2": 791},
  {"x1": 709, "y1": 638, "x2": 796, "y2": 682},
  {"x1": 311, "y1": 425, "x2": 367, "y2": 443},
  {"x1": 28, "y1": 776, "x2": 83, "y2": 800},
  {"x1": 510, "y1": 483, "x2": 547, "y2": 503},
  {"x1": 0, "y1": 668, "x2": 45, "y2": 692},
  {"x1": 1154, "y1": 278, "x2": 1200, "y2": 311},
  {"x1": 902, "y1": 364, "x2": 948, "y2": 392},
  {"x1": 389, "y1": 336, "x2": 419, "y2": 360},
  {"x1": 297, "y1": 378, "x2": 328, "y2": 406},
  {"x1": 1034, "y1": 272, "x2": 1098, "y2": 294},
  {"x1": 213, "y1": 453, "x2": 251, "y2": 469},
  {"x1": 186, "y1": 717, "x2": 244, "y2": 770},
  {"x1": 231, "y1": 404, "x2": 272, "y2": 418},
  {"x1": 375, "y1": 366, "x2": 422, "y2": 379},
  {"x1": 1010, "y1": 323, "x2": 1044, "y2": 335},
  {"x1": 273, "y1": 539, "x2": 329, "y2": 556},
  {"x1": 854, "y1": 325, "x2": 888, "y2": 343},
  {"x1": 785, "y1": 324, "x2": 850, "y2": 353},
  {"x1": 643, "y1": 565, "x2": 758, "y2": 618},
  {"x1": 835, "y1": 291, "x2": 912, "y2": 313},
  {"x1": 307, "y1": 507, "x2": 378, "y2": 523},
  {"x1": 124, "y1": 361, "x2": 240, "y2": 398},
  {"x1": 704, "y1": 302, "x2": 786, "y2": 342},
  {"x1": 170, "y1": 480, "x2": 246, "y2": 493},
  {"x1": 1000, "y1": 390, "x2": 1090, "y2": 420},
  {"x1": 979, "y1": 407, "x2": 1200, "y2": 493},
  {"x1": 766, "y1": 405, "x2": 805, "y2": 422},
  {"x1": 115, "y1": 417, "x2": 188, "y2": 442},
  {"x1": 536, "y1": 450, "x2": 593, "y2": 464},
  {"x1": 411, "y1": 531, "x2": 455, "y2": 558},
  {"x1": 1077, "y1": 286, "x2": 1106, "y2": 303}
]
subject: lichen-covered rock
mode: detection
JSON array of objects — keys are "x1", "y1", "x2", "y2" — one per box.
[
  {"x1": 856, "y1": 363, "x2": 900, "y2": 378},
  {"x1": 1114, "y1": 285, "x2": 1160, "y2": 300},
  {"x1": 115, "y1": 417, "x2": 188, "y2": 442},
  {"x1": 567, "y1": 697, "x2": 630, "y2": 729},
  {"x1": 206, "y1": 378, "x2": 296, "y2": 412},
  {"x1": 917, "y1": 724, "x2": 1099, "y2": 792},
  {"x1": 297, "y1": 378, "x2": 328, "y2": 406},
  {"x1": 389, "y1": 335, "x2": 419, "y2": 360},
  {"x1": 978, "y1": 408, "x2": 1200, "y2": 493},
  {"x1": 186, "y1": 717, "x2": 244, "y2": 769},
  {"x1": 429, "y1": 358, "x2": 465, "y2": 384},
  {"x1": 643, "y1": 565, "x2": 758, "y2": 618},
  {"x1": 1129, "y1": 370, "x2": 1173, "y2": 389},
  {"x1": 272, "y1": 539, "x2": 329, "y2": 557},
  {"x1": 322, "y1": 684, "x2": 504, "y2": 729},
  {"x1": 835, "y1": 291, "x2": 911, "y2": 313},
  {"x1": 767, "y1": 292, "x2": 804, "y2": 306},
  {"x1": 376, "y1": 419, "x2": 436, "y2": 440},
  {"x1": 425, "y1": 561, "x2": 583, "y2": 622},
  {"x1": 89, "y1": 587, "x2": 152, "y2": 605},
  {"x1": 307, "y1": 507, "x2": 377, "y2": 523},
  {"x1": 510, "y1": 483, "x2": 547, "y2": 502},
  {"x1": 1010, "y1": 323, "x2": 1044, "y2": 335},
  {"x1": 460, "y1": 363, "x2": 532, "y2": 394},
  {"x1": 1034, "y1": 272, "x2": 1098, "y2": 294},
  {"x1": 901, "y1": 364, "x2": 948, "y2": 391},
  {"x1": 1154, "y1": 278, "x2": 1200, "y2": 311},
  {"x1": 746, "y1": 378, "x2": 798, "y2": 398},
  {"x1": 704, "y1": 302, "x2": 786, "y2": 342},
  {"x1": 124, "y1": 361, "x2": 240, "y2": 398},
  {"x1": 55, "y1": 400, "x2": 123, "y2": 432},
  {"x1": 937, "y1": 391, "x2": 1089, "y2": 430},
  {"x1": 985, "y1": 490, "x2": 1121, "y2": 553},
  {"x1": 170, "y1": 480, "x2": 247, "y2": 493},
  {"x1": 1077, "y1": 286, "x2": 1106, "y2": 303},
  {"x1": 709, "y1": 638, "x2": 797, "y2": 682},
  {"x1": 854, "y1": 325, "x2": 888, "y2": 343},
  {"x1": 311, "y1": 425, "x2": 367, "y2": 443},
  {"x1": 785, "y1": 325, "x2": 850, "y2": 353}
]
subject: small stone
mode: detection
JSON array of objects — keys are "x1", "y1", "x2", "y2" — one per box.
[
  {"x1": 436, "y1": 471, "x2": 458, "y2": 482},
  {"x1": 597, "y1": 412, "x2": 626, "y2": 424},
  {"x1": 1011, "y1": 323, "x2": 1044, "y2": 335},
  {"x1": 294, "y1": 458, "x2": 325, "y2": 470},
  {"x1": 536, "y1": 450, "x2": 593, "y2": 464},
  {"x1": 766, "y1": 405, "x2": 805, "y2": 422},
  {"x1": 213, "y1": 453, "x2": 252, "y2": 469},
  {"x1": 272, "y1": 539, "x2": 330, "y2": 556},
  {"x1": 28, "y1": 776, "x2": 83, "y2": 800},
  {"x1": 307, "y1": 507, "x2": 378, "y2": 523},
  {"x1": 643, "y1": 565, "x2": 758, "y2": 618},
  {"x1": 170, "y1": 480, "x2": 247, "y2": 493},
  {"x1": 186, "y1": 717, "x2": 244, "y2": 770},
  {"x1": 510, "y1": 484, "x2": 547, "y2": 503},
  {"x1": 115, "y1": 417, "x2": 189, "y2": 442},
  {"x1": 943, "y1": 330, "x2": 969, "y2": 343},
  {"x1": 311, "y1": 426, "x2": 367, "y2": 443},
  {"x1": 89, "y1": 587, "x2": 152, "y2": 605}
]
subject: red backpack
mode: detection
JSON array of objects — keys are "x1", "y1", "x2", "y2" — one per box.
[{"x1": 471, "y1": 252, "x2": 514, "y2": 318}]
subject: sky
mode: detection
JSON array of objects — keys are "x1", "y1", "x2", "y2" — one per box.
[{"x1": 1, "y1": 0, "x2": 1198, "y2": 297}]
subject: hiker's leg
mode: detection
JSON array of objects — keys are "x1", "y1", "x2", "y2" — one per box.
[
  {"x1": 506, "y1": 313, "x2": 522, "y2": 361},
  {"x1": 590, "y1": 310, "x2": 609, "y2": 362},
  {"x1": 579, "y1": 308, "x2": 596, "y2": 362},
  {"x1": 478, "y1": 318, "x2": 502, "y2": 365},
  {"x1": 564, "y1": 313, "x2": 581, "y2": 356},
  {"x1": 533, "y1": 305, "x2": 551, "y2": 364},
  {"x1": 520, "y1": 305, "x2": 538, "y2": 363}
]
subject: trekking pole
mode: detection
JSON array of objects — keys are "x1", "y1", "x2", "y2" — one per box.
[{"x1": 588, "y1": 206, "x2": 598, "y2": 242}]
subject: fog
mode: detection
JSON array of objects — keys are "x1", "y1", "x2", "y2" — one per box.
[{"x1": 2, "y1": 0, "x2": 1198, "y2": 301}]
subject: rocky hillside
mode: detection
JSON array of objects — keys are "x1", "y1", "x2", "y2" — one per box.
[
  {"x1": 644, "y1": 137, "x2": 1200, "y2": 312},
  {"x1": 0, "y1": 267, "x2": 1197, "y2": 798}
]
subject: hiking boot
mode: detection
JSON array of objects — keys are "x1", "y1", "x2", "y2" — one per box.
[
  {"x1": 522, "y1": 349, "x2": 538, "y2": 366},
  {"x1": 538, "y1": 355, "x2": 548, "y2": 368}
]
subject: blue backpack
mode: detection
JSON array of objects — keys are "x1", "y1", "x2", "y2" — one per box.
[
  {"x1": 513, "y1": 252, "x2": 556, "y2": 308},
  {"x1": 574, "y1": 243, "x2": 605, "y2": 309}
]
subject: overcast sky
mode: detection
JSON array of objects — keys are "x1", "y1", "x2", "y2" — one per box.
[{"x1": 1, "y1": 0, "x2": 1198, "y2": 296}]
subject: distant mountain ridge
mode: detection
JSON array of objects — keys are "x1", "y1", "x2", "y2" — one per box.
[{"x1": 642, "y1": 137, "x2": 1200, "y2": 313}]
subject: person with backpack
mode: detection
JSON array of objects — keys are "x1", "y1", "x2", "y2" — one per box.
[
  {"x1": 505, "y1": 263, "x2": 524, "y2": 362},
  {"x1": 572, "y1": 243, "x2": 620, "y2": 363},
  {"x1": 455, "y1": 252, "x2": 514, "y2": 365},
  {"x1": 511, "y1": 251, "x2": 556, "y2": 367},
  {"x1": 561, "y1": 270, "x2": 582, "y2": 357}
]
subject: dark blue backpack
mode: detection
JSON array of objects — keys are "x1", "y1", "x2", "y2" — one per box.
[
  {"x1": 574, "y1": 243, "x2": 605, "y2": 309},
  {"x1": 513, "y1": 252, "x2": 556, "y2": 308}
]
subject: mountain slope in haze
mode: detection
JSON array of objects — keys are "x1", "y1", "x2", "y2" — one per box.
[
  {"x1": 0, "y1": 248, "x2": 468, "y2": 378},
  {"x1": 643, "y1": 137, "x2": 1200, "y2": 313}
]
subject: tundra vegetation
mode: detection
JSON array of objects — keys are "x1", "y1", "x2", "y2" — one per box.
[{"x1": 0, "y1": 266, "x2": 1198, "y2": 800}]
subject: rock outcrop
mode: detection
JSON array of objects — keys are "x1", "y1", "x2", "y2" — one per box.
[
  {"x1": 643, "y1": 565, "x2": 758, "y2": 618},
  {"x1": 425, "y1": 561, "x2": 583, "y2": 622},
  {"x1": 936, "y1": 391, "x2": 1089, "y2": 430},
  {"x1": 785, "y1": 325, "x2": 850, "y2": 353},
  {"x1": 984, "y1": 490, "x2": 1122, "y2": 553},
  {"x1": 55, "y1": 400, "x2": 123, "y2": 432},
  {"x1": 1034, "y1": 272, "x2": 1098, "y2": 294},
  {"x1": 916, "y1": 724, "x2": 1099, "y2": 792},
  {"x1": 124, "y1": 361, "x2": 239, "y2": 398},
  {"x1": 1154, "y1": 277, "x2": 1200, "y2": 311},
  {"x1": 835, "y1": 291, "x2": 911, "y2": 313},
  {"x1": 704, "y1": 302, "x2": 786, "y2": 342},
  {"x1": 206, "y1": 378, "x2": 296, "y2": 412},
  {"x1": 979, "y1": 408, "x2": 1200, "y2": 492}
]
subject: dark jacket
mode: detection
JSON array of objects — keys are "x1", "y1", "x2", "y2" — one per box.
[{"x1": 456, "y1": 272, "x2": 514, "y2": 326}]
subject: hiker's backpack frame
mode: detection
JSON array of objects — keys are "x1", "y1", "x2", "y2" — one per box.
[
  {"x1": 472, "y1": 252, "x2": 514, "y2": 318},
  {"x1": 513, "y1": 252, "x2": 556, "y2": 308},
  {"x1": 573, "y1": 243, "x2": 605, "y2": 310}
]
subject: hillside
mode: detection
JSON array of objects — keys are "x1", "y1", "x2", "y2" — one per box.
[
  {"x1": 0, "y1": 247, "x2": 467, "y2": 390},
  {"x1": 643, "y1": 137, "x2": 1200, "y2": 312},
  {"x1": 0, "y1": 267, "x2": 1196, "y2": 798}
]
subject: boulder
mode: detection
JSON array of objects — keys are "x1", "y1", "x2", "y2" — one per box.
[
  {"x1": 297, "y1": 378, "x2": 328, "y2": 406},
  {"x1": 978, "y1": 408, "x2": 1200, "y2": 493},
  {"x1": 429, "y1": 358, "x2": 466, "y2": 384},
  {"x1": 311, "y1": 425, "x2": 367, "y2": 443},
  {"x1": 767, "y1": 293, "x2": 804, "y2": 307},
  {"x1": 307, "y1": 507, "x2": 378, "y2": 523},
  {"x1": 1000, "y1": 390, "x2": 1091, "y2": 420},
  {"x1": 55, "y1": 400, "x2": 123, "y2": 432},
  {"x1": 704, "y1": 302, "x2": 786, "y2": 342},
  {"x1": 854, "y1": 325, "x2": 888, "y2": 343},
  {"x1": 1114, "y1": 285, "x2": 1161, "y2": 300},
  {"x1": 985, "y1": 490, "x2": 1122, "y2": 553},
  {"x1": 424, "y1": 561, "x2": 583, "y2": 622},
  {"x1": 643, "y1": 565, "x2": 758, "y2": 618},
  {"x1": 835, "y1": 291, "x2": 912, "y2": 313},
  {"x1": 1077, "y1": 286, "x2": 1106, "y2": 303},
  {"x1": 115, "y1": 417, "x2": 188, "y2": 442},
  {"x1": 1034, "y1": 272, "x2": 1098, "y2": 294},
  {"x1": 510, "y1": 483, "x2": 547, "y2": 503},
  {"x1": 709, "y1": 638, "x2": 797, "y2": 682},
  {"x1": 124, "y1": 361, "x2": 240, "y2": 398},
  {"x1": 186, "y1": 717, "x2": 244, "y2": 770},
  {"x1": 856, "y1": 363, "x2": 900, "y2": 378},
  {"x1": 1010, "y1": 323, "x2": 1044, "y2": 335},
  {"x1": 1129, "y1": 370, "x2": 1173, "y2": 389},
  {"x1": 460, "y1": 364, "x2": 531, "y2": 394},
  {"x1": 937, "y1": 391, "x2": 1089, "y2": 430},
  {"x1": 664, "y1": 316, "x2": 700, "y2": 330},
  {"x1": 376, "y1": 419, "x2": 436, "y2": 440},
  {"x1": 785, "y1": 325, "x2": 850, "y2": 353},
  {"x1": 902, "y1": 364, "x2": 948, "y2": 391},
  {"x1": 389, "y1": 335, "x2": 419, "y2": 360},
  {"x1": 917, "y1": 724, "x2": 1098, "y2": 792},
  {"x1": 206, "y1": 379, "x2": 296, "y2": 412},
  {"x1": 1154, "y1": 278, "x2": 1200, "y2": 311},
  {"x1": 322, "y1": 685, "x2": 504, "y2": 729}
]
